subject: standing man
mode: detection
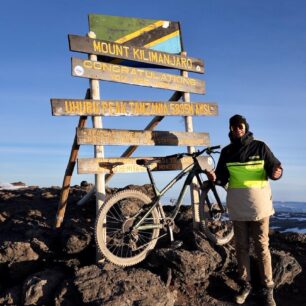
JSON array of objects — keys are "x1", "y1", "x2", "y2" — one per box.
[{"x1": 206, "y1": 114, "x2": 282, "y2": 306}]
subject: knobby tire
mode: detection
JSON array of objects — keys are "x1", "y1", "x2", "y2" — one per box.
[{"x1": 95, "y1": 189, "x2": 160, "y2": 266}]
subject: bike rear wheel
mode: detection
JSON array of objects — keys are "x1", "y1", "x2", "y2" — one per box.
[
  {"x1": 199, "y1": 181, "x2": 234, "y2": 245},
  {"x1": 95, "y1": 189, "x2": 160, "y2": 266}
]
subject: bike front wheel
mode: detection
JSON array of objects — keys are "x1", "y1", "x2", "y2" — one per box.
[
  {"x1": 198, "y1": 181, "x2": 234, "y2": 245},
  {"x1": 95, "y1": 189, "x2": 160, "y2": 266}
]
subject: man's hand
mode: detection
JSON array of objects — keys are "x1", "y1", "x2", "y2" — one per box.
[
  {"x1": 271, "y1": 164, "x2": 282, "y2": 179},
  {"x1": 205, "y1": 170, "x2": 216, "y2": 181}
]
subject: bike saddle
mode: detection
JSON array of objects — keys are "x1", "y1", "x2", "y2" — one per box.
[
  {"x1": 99, "y1": 161, "x2": 124, "y2": 168},
  {"x1": 136, "y1": 159, "x2": 147, "y2": 166},
  {"x1": 136, "y1": 158, "x2": 160, "y2": 166}
]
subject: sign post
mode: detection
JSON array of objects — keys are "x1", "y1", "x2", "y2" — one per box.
[
  {"x1": 87, "y1": 32, "x2": 105, "y2": 210},
  {"x1": 76, "y1": 90, "x2": 183, "y2": 206},
  {"x1": 71, "y1": 57, "x2": 205, "y2": 94},
  {"x1": 69, "y1": 34, "x2": 204, "y2": 73},
  {"x1": 88, "y1": 31, "x2": 105, "y2": 262},
  {"x1": 181, "y1": 51, "x2": 201, "y2": 229},
  {"x1": 54, "y1": 90, "x2": 89, "y2": 229},
  {"x1": 51, "y1": 99, "x2": 218, "y2": 117},
  {"x1": 51, "y1": 14, "x2": 219, "y2": 259}
]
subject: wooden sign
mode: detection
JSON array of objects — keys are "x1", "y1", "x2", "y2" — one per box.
[
  {"x1": 69, "y1": 35, "x2": 204, "y2": 73},
  {"x1": 51, "y1": 99, "x2": 218, "y2": 117},
  {"x1": 89, "y1": 14, "x2": 182, "y2": 54},
  {"x1": 77, "y1": 128, "x2": 210, "y2": 146},
  {"x1": 78, "y1": 156, "x2": 213, "y2": 174},
  {"x1": 72, "y1": 58, "x2": 205, "y2": 94}
]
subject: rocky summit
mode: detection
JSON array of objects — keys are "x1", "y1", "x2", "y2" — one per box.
[{"x1": 0, "y1": 184, "x2": 304, "y2": 305}]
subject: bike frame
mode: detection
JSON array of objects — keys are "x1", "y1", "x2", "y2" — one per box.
[{"x1": 134, "y1": 158, "x2": 205, "y2": 230}]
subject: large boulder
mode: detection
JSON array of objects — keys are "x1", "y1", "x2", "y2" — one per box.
[
  {"x1": 60, "y1": 226, "x2": 92, "y2": 255},
  {"x1": 22, "y1": 269, "x2": 66, "y2": 305},
  {"x1": 0, "y1": 241, "x2": 39, "y2": 264},
  {"x1": 73, "y1": 264, "x2": 177, "y2": 306},
  {"x1": 272, "y1": 250, "x2": 302, "y2": 288},
  {"x1": 0, "y1": 241, "x2": 40, "y2": 283}
]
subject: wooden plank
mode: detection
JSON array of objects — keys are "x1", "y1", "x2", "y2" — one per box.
[
  {"x1": 51, "y1": 99, "x2": 218, "y2": 117},
  {"x1": 78, "y1": 156, "x2": 212, "y2": 174},
  {"x1": 104, "y1": 91, "x2": 183, "y2": 183},
  {"x1": 69, "y1": 35, "x2": 204, "y2": 73},
  {"x1": 71, "y1": 58, "x2": 205, "y2": 94},
  {"x1": 78, "y1": 91, "x2": 183, "y2": 205},
  {"x1": 77, "y1": 128, "x2": 210, "y2": 146}
]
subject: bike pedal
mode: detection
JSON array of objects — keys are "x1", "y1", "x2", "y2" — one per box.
[{"x1": 170, "y1": 240, "x2": 183, "y2": 249}]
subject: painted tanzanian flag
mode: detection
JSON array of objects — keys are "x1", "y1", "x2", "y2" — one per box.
[{"x1": 88, "y1": 14, "x2": 183, "y2": 67}]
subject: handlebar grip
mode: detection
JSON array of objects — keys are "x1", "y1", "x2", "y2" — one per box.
[
  {"x1": 209, "y1": 145, "x2": 221, "y2": 151},
  {"x1": 164, "y1": 154, "x2": 178, "y2": 159},
  {"x1": 164, "y1": 153, "x2": 185, "y2": 159}
]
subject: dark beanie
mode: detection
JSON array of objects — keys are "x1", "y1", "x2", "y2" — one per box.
[{"x1": 229, "y1": 114, "x2": 249, "y2": 132}]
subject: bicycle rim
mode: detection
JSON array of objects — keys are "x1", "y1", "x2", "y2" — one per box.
[{"x1": 95, "y1": 189, "x2": 160, "y2": 266}]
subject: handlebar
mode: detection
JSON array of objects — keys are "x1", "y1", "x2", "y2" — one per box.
[{"x1": 164, "y1": 145, "x2": 221, "y2": 160}]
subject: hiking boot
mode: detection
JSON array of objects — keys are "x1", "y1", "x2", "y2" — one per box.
[
  {"x1": 235, "y1": 282, "x2": 252, "y2": 304},
  {"x1": 262, "y1": 287, "x2": 276, "y2": 306}
]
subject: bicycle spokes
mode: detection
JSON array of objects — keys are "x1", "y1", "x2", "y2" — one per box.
[{"x1": 95, "y1": 191, "x2": 161, "y2": 266}]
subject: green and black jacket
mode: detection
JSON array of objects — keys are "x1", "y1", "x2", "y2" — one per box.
[{"x1": 216, "y1": 132, "x2": 282, "y2": 221}]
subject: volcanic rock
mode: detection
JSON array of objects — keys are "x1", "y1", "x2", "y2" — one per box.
[{"x1": 0, "y1": 185, "x2": 304, "y2": 305}]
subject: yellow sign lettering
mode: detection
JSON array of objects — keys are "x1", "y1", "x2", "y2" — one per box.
[
  {"x1": 133, "y1": 48, "x2": 141, "y2": 60},
  {"x1": 101, "y1": 42, "x2": 109, "y2": 53},
  {"x1": 150, "y1": 51, "x2": 158, "y2": 63},
  {"x1": 93, "y1": 40, "x2": 101, "y2": 52}
]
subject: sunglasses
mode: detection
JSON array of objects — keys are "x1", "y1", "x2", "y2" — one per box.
[{"x1": 231, "y1": 124, "x2": 245, "y2": 131}]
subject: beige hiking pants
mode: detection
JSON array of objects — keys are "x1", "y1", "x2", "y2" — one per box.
[{"x1": 233, "y1": 217, "x2": 274, "y2": 287}]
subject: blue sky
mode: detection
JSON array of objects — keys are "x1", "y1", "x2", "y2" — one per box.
[{"x1": 0, "y1": 0, "x2": 305, "y2": 202}]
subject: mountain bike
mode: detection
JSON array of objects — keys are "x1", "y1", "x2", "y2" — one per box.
[{"x1": 95, "y1": 146, "x2": 234, "y2": 266}]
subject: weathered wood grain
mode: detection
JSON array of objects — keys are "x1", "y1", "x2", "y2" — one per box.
[
  {"x1": 78, "y1": 156, "x2": 212, "y2": 174},
  {"x1": 69, "y1": 35, "x2": 204, "y2": 73},
  {"x1": 77, "y1": 128, "x2": 210, "y2": 146},
  {"x1": 71, "y1": 58, "x2": 205, "y2": 94},
  {"x1": 51, "y1": 99, "x2": 218, "y2": 116}
]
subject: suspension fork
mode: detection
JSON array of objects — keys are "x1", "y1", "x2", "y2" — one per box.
[
  {"x1": 202, "y1": 180, "x2": 225, "y2": 214},
  {"x1": 196, "y1": 175, "x2": 226, "y2": 217},
  {"x1": 195, "y1": 172, "x2": 211, "y2": 212}
]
